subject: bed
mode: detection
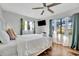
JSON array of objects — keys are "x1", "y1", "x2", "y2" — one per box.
[
  {"x1": 0, "y1": 40, "x2": 17, "y2": 56},
  {"x1": 0, "y1": 34, "x2": 52, "y2": 56}
]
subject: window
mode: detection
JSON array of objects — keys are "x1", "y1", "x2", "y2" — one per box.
[
  {"x1": 24, "y1": 21, "x2": 35, "y2": 32},
  {"x1": 29, "y1": 21, "x2": 34, "y2": 31},
  {"x1": 25, "y1": 21, "x2": 28, "y2": 31}
]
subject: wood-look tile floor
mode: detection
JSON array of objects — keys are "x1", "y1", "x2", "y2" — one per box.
[{"x1": 39, "y1": 43, "x2": 79, "y2": 56}]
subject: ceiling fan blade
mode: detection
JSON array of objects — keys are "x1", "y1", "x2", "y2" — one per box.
[
  {"x1": 32, "y1": 7, "x2": 44, "y2": 9},
  {"x1": 41, "y1": 10, "x2": 44, "y2": 15},
  {"x1": 43, "y1": 3, "x2": 46, "y2": 7},
  {"x1": 47, "y1": 3, "x2": 61, "y2": 7},
  {"x1": 48, "y1": 8, "x2": 54, "y2": 13}
]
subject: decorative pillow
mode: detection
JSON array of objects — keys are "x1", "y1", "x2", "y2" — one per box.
[
  {"x1": 6, "y1": 28, "x2": 16, "y2": 40},
  {"x1": 11, "y1": 28, "x2": 16, "y2": 37},
  {"x1": 0, "y1": 30, "x2": 10, "y2": 44}
]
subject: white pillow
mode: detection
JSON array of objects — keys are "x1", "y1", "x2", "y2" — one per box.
[{"x1": 0, "y1": 31, "x2": 10, "y2": 44}]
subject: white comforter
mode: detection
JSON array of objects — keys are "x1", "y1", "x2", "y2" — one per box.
[
  {"x1": 16, "y1": 34, "x2": 51, "y2": 56},
  {"x1": 0, "y1": 34, "x2": 51, "y2": 56},
  {"x1": 0, "y1": 40, "x2": 17, "y2": 56}
]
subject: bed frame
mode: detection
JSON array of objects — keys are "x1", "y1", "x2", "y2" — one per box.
[{"x1": 32, "y1": 40, "x2": 52, "y2": 56}]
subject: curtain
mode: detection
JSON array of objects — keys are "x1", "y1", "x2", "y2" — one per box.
[
  {"x1": 71, "y1": 13, "x2": 79, "y2": 50},
  {"x1": 49, "y1": 20, "x2": 52, "y2": 37},
  {"x1": 71, "y1": 16, "x2": 76, "y2": 48},
  {"x1": 33, "y1": 21, "x2": 35, "y2": 34},
  {"x1": 20, "y1": 18, "x2": 24, "y2": 35},
  {"x1": 27, "y1": 21, "x2": 30, "y2": 30}
]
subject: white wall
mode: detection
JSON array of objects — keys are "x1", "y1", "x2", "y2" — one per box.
[
  {"x1": 3, "y1": 11, "x2": 20, "y2": 34},
  {"x1": 0, "y1": 6, "x2": 5, "y2": 30},
  {"x1": 0, "y1": 6, "x2": 3, "y2": 18},
  {"x1": 35, "y1": 19, "x2": 49, "y2": 37},
  {"x1": 0, "y1": 6, "x2": 2, "y2": 30},
  {"x1": 2, "y1": 10, "x2": 38, "y2": 35}
]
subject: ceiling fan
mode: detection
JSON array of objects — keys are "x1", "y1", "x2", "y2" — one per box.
[{"x1": 32, "y1": 3, "x2": 61, "y2": 15}]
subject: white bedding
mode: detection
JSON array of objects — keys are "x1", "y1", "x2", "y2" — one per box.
[
  {"x1": 16, "y1": 34, "x2": 51, "y2": 56},
  {"x1": 0, "y1": 40, "x2": 17, "y2": 56},
  {"x1": 0, "y1": 34, "x2": 52, "y2": 56}
]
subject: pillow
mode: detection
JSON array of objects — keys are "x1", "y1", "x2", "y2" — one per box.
[
  {"x1": 11, "y1": 28, "x2": 16, "y2": 37},
  {"x1": 0, "y1": 30, "x2": 10, "y2": 44},
  {"x1": 6, "y1": 28, "x2": 16, "y2": 40}
]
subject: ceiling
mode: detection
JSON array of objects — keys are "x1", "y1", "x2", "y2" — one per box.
[{"x1": 0, "y1": 3, "x2": 79, "y2": 19}]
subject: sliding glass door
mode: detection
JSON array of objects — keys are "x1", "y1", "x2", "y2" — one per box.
[
  {"x1": 51, "y1": 16, "x2": 72, "y2": 46},
  {"x1": 60, "y1": 17, "x2": 72, "y2": 46}
]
